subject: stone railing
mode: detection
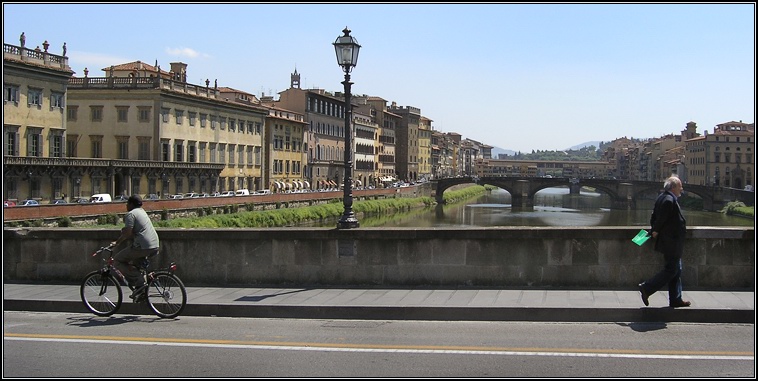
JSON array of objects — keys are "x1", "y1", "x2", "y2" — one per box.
[{"x1": 3, "y1": 227, "x2": 753, "y2": 290}]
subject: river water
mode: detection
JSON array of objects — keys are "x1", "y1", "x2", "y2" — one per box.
[{"x1": 303, "y1": 187, "x2": 754, "y2": 228}]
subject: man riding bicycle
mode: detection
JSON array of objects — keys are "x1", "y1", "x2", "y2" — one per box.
[{"x1": 112, "y1": 194, "x2": 160, "y2": 301}]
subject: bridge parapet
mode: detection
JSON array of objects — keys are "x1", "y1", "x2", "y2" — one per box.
[{"x1": 434, "y1": 177, "x2": 742, "y2": 211}]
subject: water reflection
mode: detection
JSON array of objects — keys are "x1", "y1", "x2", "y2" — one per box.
[{"x1": 301, "y1": 187, "x2": 753, "y2": 228}]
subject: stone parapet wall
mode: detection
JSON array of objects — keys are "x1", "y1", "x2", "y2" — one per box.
[{"x1": 3, "y1": 227, "x2": 753, "y2": 290}]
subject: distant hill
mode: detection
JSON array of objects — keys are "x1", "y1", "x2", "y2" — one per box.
[
  {"x1": 565, "y1": 141, "x2": 602, "y2": 151},
  {"x1": 490, "y1": 141, "x2": 601, "y2": 158}
]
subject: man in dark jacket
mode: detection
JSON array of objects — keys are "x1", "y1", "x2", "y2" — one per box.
[{"x1": 638, "y1": 175, "x2": 691, "y2": 308}]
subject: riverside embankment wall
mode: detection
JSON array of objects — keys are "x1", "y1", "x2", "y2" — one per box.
[{"x1": 3, "y1": 227, "x2": 753, "y2": 290}]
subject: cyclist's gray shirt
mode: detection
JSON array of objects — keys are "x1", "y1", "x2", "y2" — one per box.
[{"x1": 124, "y1": 207, "x2": 159, "y2": 250}]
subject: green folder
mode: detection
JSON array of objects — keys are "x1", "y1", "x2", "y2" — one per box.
[{"x1": 632, "y1": 229, "x2": 651, "y2": 246}]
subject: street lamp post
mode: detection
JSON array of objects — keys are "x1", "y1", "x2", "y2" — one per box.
[{"x1": 334, "y1": 27, "x2": 361, "y2": 229}]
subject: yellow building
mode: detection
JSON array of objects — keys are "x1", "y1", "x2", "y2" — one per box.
[
  {"x1": 418, "y1": 116, "x2": 432, "y2": 181},
  {"x1": 264, "y1": 105, "x2": 308, "y2": 192},
  {"x1": 686, "y1": 121, "x2": 754, "y2": 188},
  {"x1": 3, "y1": 36, "x2": 74, "y2": 202},
  {"x1": 65, "y1": 61, "x2": 267, "y2": 197}
]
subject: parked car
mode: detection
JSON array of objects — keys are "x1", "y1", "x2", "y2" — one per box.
[
  {"x1": 89, "y1": 194, "x2": 112, "y2": 203},
  {"x1": 169, "y1": 194, "x2": 184, "y2": 199},
  {"x1": 219, "y1": 191, "x2": 235, "y2": 197},
  {"x1": 234, "y1": 189, "x2": 250, "y2": 196},
  {"x1": 113, "y1": 194, "x2": 128, "y2": 202},
  {"x1": 144, "y1": 193, "x2": 160, "y2": 200},
  {"x1": 72, "y1": 197, "x2": 90, "y2": 204},
  {"x1": 4, "y1": 200, "x2": 16, "y2": 208},
  {"x1": 198, "y1": 193, "x2": 211, "y2": 198},
  {"x1": 52, "y1": 199, "x2": 68, "y2": 205},
  {"x1": 209, "y1": 192, "x2": 221, "y2": 197},
  {"x1": 254, "y1": 189, "x2": 271, "y2": 196},
  {"x1": 18, "y1": 199, "x2": 40, "y2": 206},
  {"x1": 184, "y1": 192, "x2": 199, "y2": 198}
]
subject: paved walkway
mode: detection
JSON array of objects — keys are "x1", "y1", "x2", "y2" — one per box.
[{"x1": 3, "y1": 283, "x2": 754, "y2": 323}]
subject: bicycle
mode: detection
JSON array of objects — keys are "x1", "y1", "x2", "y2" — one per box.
[{"x1": 80, "y1": 244, "x2": 187, "y2": 319}]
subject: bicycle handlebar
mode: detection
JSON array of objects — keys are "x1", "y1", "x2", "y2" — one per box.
[{"x1": 91, "y1": 244, "x2": 117, "y2": 257}]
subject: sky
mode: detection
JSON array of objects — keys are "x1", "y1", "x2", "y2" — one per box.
[{"x1": 3, "y1": 3, "x2": 755, "y2": 153}]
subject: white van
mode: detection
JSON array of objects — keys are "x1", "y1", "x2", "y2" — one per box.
[
  {"x1": 254, "y1": 189, "x2": 271, "y2": 196},
  {"x1": 89, "y1": 193, "x2": 112, "y2": 203},
  {"x1": 235, "y1": 189, "x2": 250, "y2": 196}
]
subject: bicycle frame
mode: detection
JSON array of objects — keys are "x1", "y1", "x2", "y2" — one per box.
[{"x1": 91, "y1": 245, "x2": 179, "y2": 288}]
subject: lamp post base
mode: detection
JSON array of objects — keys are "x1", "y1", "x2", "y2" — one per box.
[{"x1": 337, "y1": 215, "x2": 360, "y2": 229}]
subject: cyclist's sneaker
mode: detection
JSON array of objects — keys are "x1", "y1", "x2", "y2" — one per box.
[{"x1": 129, "y1": 284, "x2": 147, "y2": 301}]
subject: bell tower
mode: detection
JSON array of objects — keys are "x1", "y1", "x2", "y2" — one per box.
[{"x1": 290, "y1": 68, "x2": 300, "y2": 89}]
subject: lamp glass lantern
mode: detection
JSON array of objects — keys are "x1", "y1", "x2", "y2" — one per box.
[{"x1": 333, "y1": 27, "x2": 361, "y2": 73}]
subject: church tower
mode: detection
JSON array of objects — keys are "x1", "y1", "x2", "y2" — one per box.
[{"x1": 290, "y1": 68, "x2": 300, "y2": 89}]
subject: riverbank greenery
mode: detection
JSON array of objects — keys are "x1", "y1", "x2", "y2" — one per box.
[
  {"x1": 148, "y1": 185, "x2": 491, "y2": 229},
  {"x1": 720, "y1": 201, "x2": 755, "y2": 219}
]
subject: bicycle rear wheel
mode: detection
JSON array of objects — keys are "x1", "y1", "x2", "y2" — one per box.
[
  {"x1": 80, "y1": 271, "x2": 123, "y2": 316},
  {"x1": 146, "y1": 272, "x2": 187, "y2": 319}
]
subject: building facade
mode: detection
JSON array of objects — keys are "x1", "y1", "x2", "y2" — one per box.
[
  {"x1": 65, "y1": 61, "x2": 267, "y2": 198},
  {"x1": 3, "y1": 37, "x2": 75, "y2": 201}
]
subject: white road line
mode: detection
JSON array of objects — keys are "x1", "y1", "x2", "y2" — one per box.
[{"x1": 5, "y1": 337, "x2": 753, "y2": 361}]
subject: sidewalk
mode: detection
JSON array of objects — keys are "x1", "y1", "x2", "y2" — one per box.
[{"x1": 3, "y1": 283, "x2": 754, "y2": 323}]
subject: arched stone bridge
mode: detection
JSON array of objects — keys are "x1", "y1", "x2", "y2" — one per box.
[{"x1": 432, "y1": 176, "x2": 754, "y2": 211}]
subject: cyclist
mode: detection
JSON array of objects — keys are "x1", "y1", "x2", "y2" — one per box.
[{"x1": 112, "y1": 194, "x2": 160, "y2": 301}]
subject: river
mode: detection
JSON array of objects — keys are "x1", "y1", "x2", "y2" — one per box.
[{"x1": 301, "y1": 187, "x2": 754, "y2": 228}]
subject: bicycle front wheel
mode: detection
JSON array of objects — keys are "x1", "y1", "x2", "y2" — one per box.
[
  {"x1": 80, "y1": 271, "x2": 123, "y2": 317},
  {"x1": 146, "y1": 272, "x2": 187, "y2": 319}
]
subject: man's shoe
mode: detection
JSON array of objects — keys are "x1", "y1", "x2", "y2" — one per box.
[
  {"x1": 638, "y1": 283, "x2": 649, "y2": 306},
  {"x1": 669, "y1": 300, "x2": 691, "y2": 308},
  {"x1": 129, "y1": 284, "x2": 147, "y2": 300}
]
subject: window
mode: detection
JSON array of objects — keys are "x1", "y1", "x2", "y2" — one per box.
[
  {"x1": 90, "y1": 106, "x2": 103, "y2": 122},
  {"x1": 90, "y1": 136, "x2": 103, "y2": 158},
  {"x1": 228, "y1": 144, "x2": 235, "y2": 165},
  {"x1": 229, "y1": 119, "x2": 236, "y2": 132},
  {"x1": 67, "y1": 106, "x2": 78, "y2": 121},
  {"x1": 116, "y1": 137, "x2": 129, "y2": 159},
  {"x1": 4, "y1": 84, "x2": 19, "y2": 103},
  {"x1": 117, "y1": 106, "x2": 129, "y2": 122},
  {"x1": 189, "y1": 112, "x2": 196, "y2": 126},
  {"x1": 50, "y1": 130, "x2": 64, "y2": 158},
  {"x1": 238, "y1": 145, "x2": 244, "y2": 166},
  {"x1": 218, "y1": 144, "x2": 226, "y2": 164},
  {"x1": 209, "y1": 143, "x2": 216, "y2": 163},
  {"x1": 175, "y1": 110, "x2": 184, "y2": 125},
  {"x1": 5, "y1": 127, "x2": 19, "y2": 156},
  {"x1": 199, "y1": 142, "x2": 207, "y2": 163},
  {"x1": 28, "y1": 88, "x2": 42, "y2": 106},
  {"x1": 188, "y1": 142, "x2": 196, "y2": 163},
  {"x1": 161, "y1": 108, "x2": 170, "y2": 123},
  {"x1": 161, "y1": 141, "x2": 170, "y2": 161},
  {"x1": 221, "y1": 117, "x2": 227, "y2": 131},
  {"x1": 211, "y1": 116, "x2": 217, "y2": 130},
  {"x1": 51, "y1": 92, "x2": 64, "y2": 109},
  {"x1": 138, "y1": 137, "x2": 150, "y2": 160},
  {"x1": 138, "y1": 107, "x2": 151, "y2": 122},
  {"x1": 254, "y1": 146, "x2": 261, "y2": 166},
  {"x1": 26, "y1": 128, "x2": 43, "y2": 157},
  {"x1": 200, "y1": 113, "x2": 207, "y2": 128},
  {"x1": 174, "y1": 141, "x2": 184, "y2": 162},
  {"x1": 66, "y1": 134, "x2": 77, "y2": 157}
]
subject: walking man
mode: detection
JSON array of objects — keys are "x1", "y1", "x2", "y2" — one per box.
[{"x1": 638, "y1": 175, "x2": 691, "y2": 308}]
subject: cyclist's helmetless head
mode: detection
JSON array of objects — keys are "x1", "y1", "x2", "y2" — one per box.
[{"x1": 127, "y1": 194, "x2": 143, "y2": 211}]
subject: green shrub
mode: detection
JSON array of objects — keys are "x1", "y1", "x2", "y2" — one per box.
[
  {"x1": 97, "y1": 213, "x2": 119, "y2": 225},
  {"x1": 57, "y1": 216, "x2": 72, "y2": 227}
]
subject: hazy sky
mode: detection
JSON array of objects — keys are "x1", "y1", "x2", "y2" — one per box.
[{"x1": 3, "y1": 3, "x2": 755, "y2": 153}]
